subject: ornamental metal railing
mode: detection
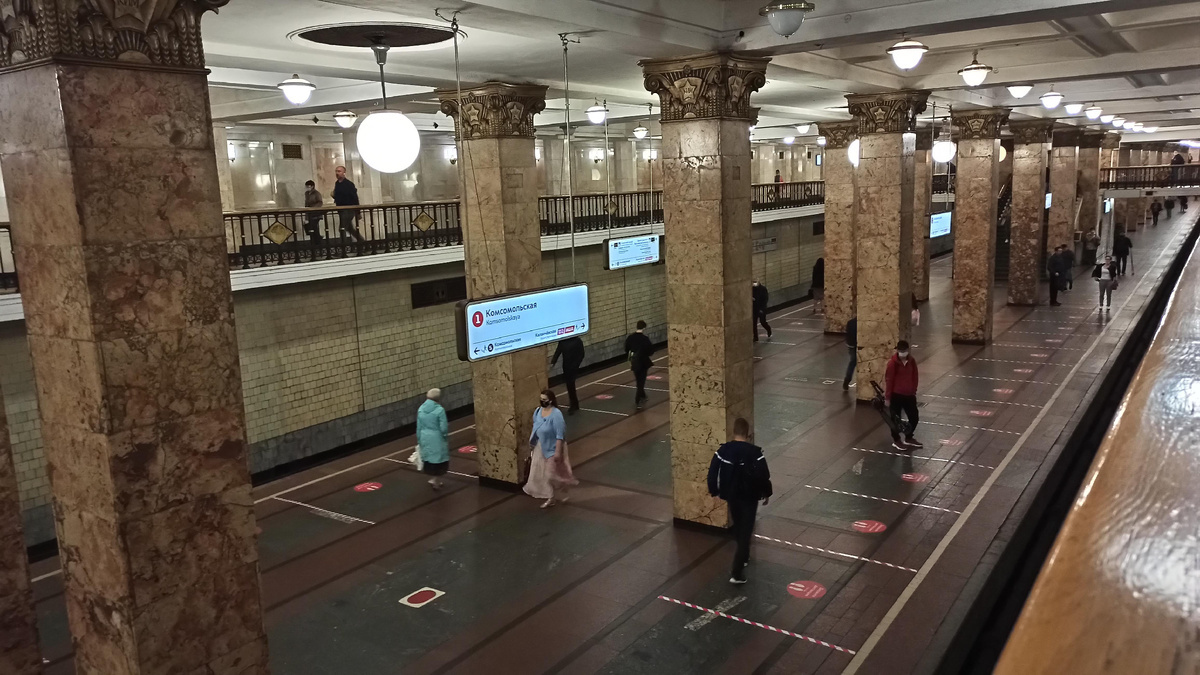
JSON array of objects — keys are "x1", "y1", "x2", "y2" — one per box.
[{"x1": 1101, "y1": 163, "x2": 1200, "y2": 190}]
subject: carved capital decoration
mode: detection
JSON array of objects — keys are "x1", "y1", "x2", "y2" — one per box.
[
  {"x1": 1052, "y1": 126, "x2": 1083, "y2": 148},
  {"x1": 436, "y1": 82, "x2": 548, "y2": 140},
  {"x1": 0, "y1": 0, "x2": 228, "y2": 71},
  {"x1": 639, "y1": 52, "x2": 769, "y2": 122},
  {"x1": 845, "y1": 90, "x2": 929, "y2": 135},
  {"x1": 748, "y1": 106, "x2": 760, "y2": 127},
  {"x1": 951, "y1": 107, "x2": 1010, "y2": 140},
  {"x1": 1078, "y1": 130, "x2": 1108, "y2": 149},
  {"x1": 1101, "y1": 132, "x2": 1122, "y2": 150},
  {"x1": 816, "y1": 121, "x2": 856, "y2": 149},
  {"x1": 1008, "y1": 119, "x2": 1056, "y2": 146}
]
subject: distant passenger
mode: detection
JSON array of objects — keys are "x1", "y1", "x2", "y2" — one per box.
[
  {"x1": 752, "y1": 280, "x2": 772, "y2": 341},
  {"x1": 416, "y1": 388, "x2": 450, "y2": 490},
  {"x1": 707, "y1": 417, "x2": 772, "y2": 585},
  {"x1": 524, "y1": 389, "x2": 577, "y2": 508},
  {"x1": 843, "y1": 316, "x2": 857, "y2": 391},
  {"x1": 551, "y1": 336, "x2": 585, "y2": 414},
  {"x1": 1092, "y1": 255, "x2": 1119, "y2": 311},
  {"x1": 773, "y1": 169, "x2": 783, "y2": 183},
  {"x1": 1061, "y1": 243, "x2": 1076, "y2": 290},
  {"x1": 910, "y1": 292, "x2": 921, "y2": 327},
  {"x1": 811, "y1": 258, "x2": 825, "y2": 315},
  {"x1": 1047, "y1": 246, "x2": 1066, "y2": 307},
  {"x1": 624, "y1": 321, "x2": 655, "y2": 410},
  {"x1": 1112, "y1": 231, "x2": 1133, "y2": 277},
  {"x1": 1151, "y1": 200, "x2": 1162, "y2": 226},
  {"x1": 303, "y1": 180, "x2": 324, "y2": 246},
  {"x1": 884, "y1": 340, "x2": 922, "y2": 452},
  {"x1": 1165, "y1": 197, "x2": 1177, "y2": 219},
  {"x1": 332, "y1": 165, "x2": 365, "y2": 243},
  {"x1": 1180, "y1": 196, "x2": 1189, "y2": 213}
]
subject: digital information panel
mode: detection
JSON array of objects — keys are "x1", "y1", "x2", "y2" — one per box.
[
  {"x1": 1046, "y1": 192, "x2": 1053, "y2": 209},
  {"x1": 456, "y1": 284, "x2": 589, "y2": 362},
  {"x1": 605, "y1": 234, "x2": 662, "y2": 270},
  {"x1": 930, "y1": 211, "x2": 953, "y2": 238},
  {"x1": 1105, "y1": 198, "x2": 1114, "y2": 213}
]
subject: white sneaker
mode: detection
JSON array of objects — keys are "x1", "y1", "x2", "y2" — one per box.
[{"x1": 729, "y1": 577, "x2": 748, "y2": 585}]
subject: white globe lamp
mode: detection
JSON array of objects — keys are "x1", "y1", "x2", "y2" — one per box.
[
  {"x1": 333, "y1": 110, "x2": 357, "y2": 129},
  {"x1": 783, "y1": 136, "x2": 795, "y2": 145},
  {"x1": 357, "y1": 110, "x2": 420, "y2": 174},
  {"x1": 1040, "y1": 91, "x2": 1063, "y2": 110},
  {"x1": 887, "y1": 39, "x2": 929, "y2": 71},
  {"x1": 586, "y1": 103, "x2": 607, "y2": 125},
  {"x1": 796, "y1": 123, "x2": 811, "y2": 134},
  {"x1": 1064, "y1": 103, "x2": 1084, "y2": 115},
  {"x1": 816, "y1": 136, "x2": 826, "y2": 147},
  {"x1": 1111, "y1": 117, "x2": 1126, "y2": 128},
  {"x1": 932, "y1": 139, "x2": 957, "y2": 164},
  {"x1": 759, "y1": 0, "x2": 815, "y2": 38},
  {"x1": 1006, "y1": 85, "x2": 1033, "y2": 99},
  {"x1": 633, "y1": 126, "x2": 649, "y2": 139},
  {"x1": 1085, "y1": 106, "x2": 1102, "y2": 120},
  {"x1": 278, "y1": 74, "x2": 316, "y2": 105},
  {"x1": 957, "y1": 51, "x2": 994, "y2": 87}
]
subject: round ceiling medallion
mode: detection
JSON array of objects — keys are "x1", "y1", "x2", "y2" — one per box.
[{"x1": 292, "y1": 22, "x2": 457, "y2": 50}]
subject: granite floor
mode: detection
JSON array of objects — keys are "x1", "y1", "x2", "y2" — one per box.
[{"x1": 26, "y1": 209, "x2": 1199, "y2": 675}]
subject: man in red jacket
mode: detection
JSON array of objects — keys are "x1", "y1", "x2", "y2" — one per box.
[{"x1": 884, "y1": 340, "x2": 923, "y2": 451}]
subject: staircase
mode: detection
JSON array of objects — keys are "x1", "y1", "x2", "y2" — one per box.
[{"x1": 994, "y1": 178, "x2": 1014, "y2": 281}]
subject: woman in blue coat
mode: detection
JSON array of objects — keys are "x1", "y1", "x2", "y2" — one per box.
[{"x1": 416, "y1": 388, "x2": 450, "y2": 489}]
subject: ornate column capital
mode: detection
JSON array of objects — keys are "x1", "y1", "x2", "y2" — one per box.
[
  {"x1": 816, "y1": 121, "x2": 857, "y2": 149},
  {"x1": 639, "y1": 51, "x2": 769, "y2": 122},
  {"x1": 950, "y1": 107, "x2": 1010, "y2": 140},
  {"x1": 1078, "y1": 130, "x2": 1108, "y2": 149},
  {"x1": 846, "y1": 90, "x2": 929, "y2": 135},
  {"x1": 0, "y1": 0, "x2": 228, "y2": 71},
  {"x1": 915, "y1": 131, "x2": 933, "y2": 151},
  {"x1": 748, "y1": 106, "x2": 760, "y2": 127},
  {"x1": 1052, "y1": 126, "x2": 1083, "y2": 148},
  {"x1": 436, "y1": 81, "x2": 548, "y2": 140},
  {"x1": 1101, "y1": 132, "x2": 1122, "y2": 150},
  {"x1": 1009, "y1": 119, "x2": 1056, "y2": 145}
]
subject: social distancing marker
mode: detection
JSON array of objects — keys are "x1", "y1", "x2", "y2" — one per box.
[
  {"x1": 853, "y1": 520, "x2": 887, "y2": 534},
  {"x1": 993, "y1": 388, "x2": 1014, "y2": 395},
  {"x1": 803, "y1": 485, "x2": 961, "y2": 513},
  {"x1": 855, "y1": 447, "x2": 995, "y2": 470},
  {"x1": 595, "y1": 394, "x2": 613, "y2": 400},
  {"x1": 657, "y1": 595, "x2": 856, "y2": 654},
  {"x1": 647, "y1": 374, "x2": 663, "y2": 381},
  {"x1": 924, "y1": 421, "x2": 1021, "y2": 435},
  {"x1": 788, "y1": 581, "x2": 827, "y2": 600},
  {"x1": 685, "y1": 595, "x2": 745, "y2": 631},
  {"x1": 969, "y1": 410, "x2": 994, "y2": 417},
  {"x1": 458, "y1": 445, "x2": 477, "y2": 454},
  {"x1": 354, "y1": 482, "x2": 382, "y2": 492},
  {"x1": 1030, "y1": 353, "x2": 1050, "y2": 358},
  {"x1": 756, "y1": 534, "x2": 916, "y2": 572},
  {"x1": 901, "y1": 473, "x2": 930, "y2": 483},
  {"x1": 399, "y1": 587, "x2": 445, "y2": 608},
  {"x1": 1045, "y1": 338, "x2": 1063, "y2": 343},
  {"x1": 1014, "y1": 368, "x2": 1034, "y2": 374}
]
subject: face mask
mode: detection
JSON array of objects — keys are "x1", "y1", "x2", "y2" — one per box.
[
  {"x1": 540, "y1": 400, "x2": 551, "y2": 408},
  {"x1": 898, "y1": 351, "x2": 910, "y2": 359}
]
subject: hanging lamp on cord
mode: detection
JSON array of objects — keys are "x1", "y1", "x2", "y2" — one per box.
[
  {"x1": 957, "y1": 50, "x2": 994, "y2": 87},
  {"x1": 931, "y1": 104, "x2": 956, "y2": 164},
  {"x1": 356, "y1": 40, "x2": 420, "y2": 173},
  {"x1": 887, "y1": 33, "x2": 929, "y2": 71}
]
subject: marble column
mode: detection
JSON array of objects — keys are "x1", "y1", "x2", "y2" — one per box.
[
  {"x1": 950, "y1": 108, "x2": 1009, "y2": 344},
  {"x1": 1136, "y1": 145, "x2": 1153, "y2": 228},
  {"x1": 912, "y1": 133, "x2": 933, "y2": 302},
  {"x1": 0, "y1": 382, "x2": 41, "y2": 674},
  {"x1": 1008, "y1": 121, "x2": 1055, "y2": 306},
  {"x1": 0, "y1": 3, "x2": 270, "y2": 674},
  {"x1": 641, "y1": 52, "x2": 767, "y2": 525},
  {"x1": 817, "y1": 121, "x2": 858, "y2": 333},
  {"x1": 438, "y1": 83, "x2": 549, "y2": 488},
  {"x1": 1116, "y1": 145, "x2": 1137, "y2": 232},
  {"x1": 1077, "y1": 131, "x2": 1105, "y2": 237},
  {"x1": 846, "y1": 91, "x2": 928, "y2": 400},
  {"x1": 1047, "y1": 128, "x2": 1080, "y2": 257}
]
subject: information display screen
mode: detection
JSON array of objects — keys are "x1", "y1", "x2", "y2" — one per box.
[
  {"x1": 1105, "y1": 198, "x2": 1114, "y2": 213},
  {"x1": 605, "y1": 234, "x2": 662, "y2": 270},
  {"x1": 1046, "y1": 192, "x2": 1053, "y2": 209},
  {"x1": 930, "y1": 211, "x2": 952, "y2": 238},
  {"x1": 456, "y1": 284, "x2": 589, "y2": 362}
]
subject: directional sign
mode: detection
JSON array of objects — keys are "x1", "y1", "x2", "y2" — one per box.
[
  {"x1": 456, "y1": 284, "x2": 589, "y2": 362},
  {"x1": 605, "y1": 234, "x2": 663, "y2": 270}
]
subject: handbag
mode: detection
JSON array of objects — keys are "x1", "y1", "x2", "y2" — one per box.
[{"x1": 409, "y1": 447, "x2": 423, "y2": 471}]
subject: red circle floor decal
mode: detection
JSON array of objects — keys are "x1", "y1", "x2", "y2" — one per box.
[
  {"x1": 787, "y1": 580, "x2": 827, "y2": 600},
  {"x1": 595, "y1": 394, "x2": 613, "y2": 400},
  {"x1": 354, "y1": 482, "x2": 382, "y2": 492},
  {"x1": 458, "y1": 445, "x2": 477, "y2": 454},
  {"x1": 647, "y1": 374, "x2": 663, "y2": 381},
  {"x1": 901, "y1": 473, "x2": 930, "y2": 483},
  {"x1": 853, "y1": 520, "x2": 887, "y2": 534}
]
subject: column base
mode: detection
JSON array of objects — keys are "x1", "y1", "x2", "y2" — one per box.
[
  {"x1": 952, "y1": 337, "x2": 989, "y2": 346},
  {"x1": 1007, "y1": 301, "x2": 1040, "y2": 307},
  {"x1": 672, "y1": 517, "x2": 733, "y2": 537},
  {"x1": 478, "y1": 476, "x2": 523, "y2": 493}
]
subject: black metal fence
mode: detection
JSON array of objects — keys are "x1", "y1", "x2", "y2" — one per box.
[
  {"x1": 751, "y1": 181, "x2": 825, "y2": 210},
  {"x1": 1101, "y1": 164, "x2": 1200, "y2": 190},
  {"x1": 932, "y1": 174, "x2": 956, "y2": 195},
  {"x1": 540, "y1": 190, "x2": 663, "y2": 235}
]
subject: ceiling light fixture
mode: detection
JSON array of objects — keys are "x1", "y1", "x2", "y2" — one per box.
[
  {"x1": 932, "y1": 138, "x2": 956, "y2": 163},
  {"x1": 277, "y1": 74, "x2": 316, "y2": 105},
  {"x1": 848, "y1": 138, "x2": 860, "y2": 167},
  {"x1": 1111, "y1": 117, "x2": 1126, "y2": 128},
  {"x1": 759, "y1": 0, "x2": 816, "y2": 38},
  {"x1": 1132, "y1": 122, "x2": 1144, "y2": 131},
  {"x1": 333, "y1": 110, "x2": 357, "y2": 129},
  {"x1": 1085, "y1": 106, "x2": 1102, "y2": 120},
  {"x1": 586, "y1": 101, "x2": 607, "y2": 125},
  {"x1": 957, "y1": 51, "x2": 994, "y2": 87},
  {"x1": 887, "y1": 36, "x2": 929, "y2": 71},
  {"x1": 357, "y1": 41, "x2": 420, "y2": 174},
  {"x1": 1143, "y1": 126, "x2": 1158, "y2": 134},
  {"x1": 796, "y1": 123, "x2": 811, "y2": 134},
  {"x1": 1123, "y1": 120, "x2": 1136, "y2": 130},
  {"x1": 1006, "y1": 85, "x2": 1033, "y2": 99},
  {"x1": 1064, "y1": 103, "x2": 1084, "y2": 115},
  {"x1": 633, "y1": 125, "x2": 649, "y2": 139},
  {"x1": 999, "y1": 145, "x2": 1007, "y2": 162},
  {"x1": 1040, "y1": 89, "x2": 1063, "y2": 109},
  {"x1": 1100, "y1": 114, "x2": 1115, "y2": 124},
  {"x1": 783, "y1": 136, "x2": 796, "y2": 144}
]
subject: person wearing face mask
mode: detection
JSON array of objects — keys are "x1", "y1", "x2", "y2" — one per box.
[
  {"x1": 523, "y1": 389, "x2": 577, "y2": 508},
  {"x1": 884, "y1": 340, "x2": 922, "y2": 452}
]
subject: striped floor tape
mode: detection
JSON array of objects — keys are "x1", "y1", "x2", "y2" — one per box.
[
  {"x1": 921, "y1": 421, "x2": 1022, "y2": 435},
  {"x1": 802, "y1": 485, "x2": 962, "y2": 514},
  {"x1": 923, "y1": 394, "x2": 1042, "y2": 409},
  {"x1": 755, "y1": 534, "x2": 919, "y2": 573},
  {"x1": 991, "y1": 343, "x2": 1088, "y2": 351},
  {"x1": 971, "y1": 358, "x2": 1075, "y2": 366},
  {"x1": 853, "y1": 447, "x2": 996, "y2": 470},
  {"x1": 949, "y1": 375, "x2": 1061, "y2": 385},
  {"x1": 657, "y1": 595, "x2": 857, "y2": 654}
]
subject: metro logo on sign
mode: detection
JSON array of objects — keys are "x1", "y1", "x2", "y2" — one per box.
[
  {"x1": 472, "y1": 311, "x2": 484, "y2": 327},
  {"x1": 557, "y1": 325, "x2": 575, "y2": 336}
]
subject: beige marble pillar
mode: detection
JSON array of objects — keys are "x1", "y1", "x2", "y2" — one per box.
[
  {"x1": 1008, "y1": 121, "x2": 1055, "y2": 306},
  {"x1": 0, "y1": 382, "x2": 41, "y2": 674},
  {"x1": 438, "y1": 83, "x2": 549, "y2": 487},
  {"x1": 847, "y1": 91, "x2": 927, "y2": 400},
  {"x1": 1077, "y1": 131, "x2": 1104, "y2": 237},
  {"x1": 817, "y1": 122, "x2": 858, "y2": 333},
  {"x1": 1047, "y1": 128, "x2": 1080, "y2": 257},
  {"x1": 0, "y1": 3, "x2": 270, "y2": 674},
  {"x1": 1116, "y1": 145, "x2": 1137, "y2": 232},
  {"x1": 641, "y1": 53, "x2": 767, "y2": 525},
  {"x1": 912, "y1": 133, "x2": 933, "y2": 302},
  {"x1": 1136, "y1": 146, "x2": 1153, "y2": 228},
  {"x1": 950, "y1": 108, "x2": 1009, "y2": 344}
]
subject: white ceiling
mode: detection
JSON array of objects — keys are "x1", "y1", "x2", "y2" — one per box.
[{"x1": 203, "y1": 0, "x2": 1200, "y2": 143}]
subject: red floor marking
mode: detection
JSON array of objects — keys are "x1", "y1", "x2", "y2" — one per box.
[
  {"x1": 993, "y1": 388, "x2": 1014, "y2": 395},
  {"x1": 853, "y1": 519, "x2": 887, "y2": 533},
  {"x1": 788, "y1": 581, "x2": 827, "y2": 599},
  {"x1": 901, "y1": 473, "x2": 930, "y2": 483},
  {"x1": 970, "y1": 410, "x2": 994, "y2": 417},
  {"x1": 595, "y1": 394, "x2": 613, "y2": 400},
  {"x1": 399, "y1": 587, "x2": 445, "y2": 608},
  {"x1": 647, "y1": 375, "x2": 663, "y2": 381},
  {"x1": 940, "y1": 439, "x2": 963, "y2": 446},
  {"x1": 657, "y1": 596, "x2": 855, "y2": 654},
  {"x1": 354, "y1": 482, "x2": 382, "y2": 492},
  {"x1": 457, "y1": 445, "x2": 477, "y2": 454}
]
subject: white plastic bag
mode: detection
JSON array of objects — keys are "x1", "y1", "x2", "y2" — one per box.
[{"x1": 409, "y1": 447, "x2": 423, "y2": 471}]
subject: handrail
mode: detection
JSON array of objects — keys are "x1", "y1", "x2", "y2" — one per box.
[{"x1": 1101, "y1": 163, "x2": 1200, "y2": 190}]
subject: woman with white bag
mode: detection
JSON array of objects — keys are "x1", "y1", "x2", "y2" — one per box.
[
  {"x1": 523, "y1": 389, "x2": 578, "y2": 508},
  {"x1": 416, "y1": 388, "x2": 450, "y2": 489}
]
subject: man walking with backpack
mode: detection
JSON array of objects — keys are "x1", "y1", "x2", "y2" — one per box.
[{"x1": 707, "y1": 418, "x2": 773, "y2": 585}]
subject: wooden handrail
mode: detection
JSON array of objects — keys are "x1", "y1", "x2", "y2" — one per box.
[{"x1": 995, "y1": 230, "x2": 1200, "y2": 674}]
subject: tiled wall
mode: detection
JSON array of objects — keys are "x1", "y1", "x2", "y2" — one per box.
[{"x1": 2, "y1": 216, "x2": 822, "y2": 545}]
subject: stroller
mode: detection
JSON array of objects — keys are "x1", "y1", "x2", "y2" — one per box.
[{"x1": 870, "y1": 381, "x2": 909, "y2": 439}]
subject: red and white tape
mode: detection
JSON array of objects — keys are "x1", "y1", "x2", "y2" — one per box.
[
  {"x1": 803, "y1": 485, "x2": 962, "y2": 514},
  {"x1": 922, "y1": 394, "x2": 1042, "y2": 409},
  {"x1": 656, "y1": 595, "x2": 856, "y2": 655},
  {"x1": 853, "y1": 447, "x2": 996, "y2": 470},
  {"x1": 922, "y1": 421, "x2": 1022, "y2": 436},
  {"x1": 754, "y1": 534, "x2": 918, "y2": 573}
]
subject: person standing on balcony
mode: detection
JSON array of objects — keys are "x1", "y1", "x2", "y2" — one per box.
[
  {"x1": 624, "y1": 321, "x2": 655, "y2": 411},
  {"x1": 551, "y1": 336, "x2": 585, "y2": 415},
  {"x1": 752, "y1": 280, "x2": 772, "y2": 341},
  {"x1": 332, "y1": 166, "x2": 366, "y2": 243},
  {"x1": 303, "y1": 180, "x2": 325, "y2": 246},
  {"x1": 773, "y1": 169, "x2": 783, "y2": 201}
]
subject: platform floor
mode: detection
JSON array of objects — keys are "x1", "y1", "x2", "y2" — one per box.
[{"x1": 27, "y1": 210, "x2": 1199, "y2": 674}]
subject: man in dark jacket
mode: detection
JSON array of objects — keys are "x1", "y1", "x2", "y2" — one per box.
[
  {"x1": 752, "y1": 280, "x2": 772, "y2": 341},
  {"x1": 707, "y1": 417, "x2": 772, "y2": 584},
  {"x1": 843, "y1": 316, "x2": 857, "y2": 391},
  {"x1": 551, "y1": 336, "x2": 585, "y2": 414},
  {"x1": 624, "y1": 321, "x2": 655, "y2": 410},
  {"x1": 1112, "y1": 232, "x2": 1133, "y2": 276},
  {"x1": 884, "y1": 340, "x2": 921, "y2": 451},
  {"x1": 1047, "y1": 246, "x2": 1066, "y2": 306},
  {"x1": 332, "y1": 166, "x2": 365, "y2": 242},
  {"x1": 1061, "y1": 243, "x2": 1076, "y2": 290}
]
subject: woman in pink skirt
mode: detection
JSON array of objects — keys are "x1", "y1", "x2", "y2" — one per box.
[{"x1": 523, "y1": 389, "x2": 578, "y2": 508}]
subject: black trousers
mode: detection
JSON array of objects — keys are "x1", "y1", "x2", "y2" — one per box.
[
  {"x1": 753, "y1": 307, "x2": 771, "y2": 340},
  {"x1": 728, "y1": 498, "x2": 759, "y2": 578},
  {"x1": 338, "y1": 209, "x2": 365, "y2": 242},
  {"x1": 1049, "y1": 272, "x2": 1061, "y2": 304},
  {"x1": 1117, "y1": 254, "x2": 1129, "y2": 275},
  {"x1": 889, "y1": 393, "x2": 919, "y2": 442},
  {"x1": 632, "y1": 367, "x2": 649, "y2": 405},
  {"x1": 563, "y1": 367, "x2": 579, "y2": 410},
  {"x1": 304, "y1": 218, "x2": 324, "y2": 245}
]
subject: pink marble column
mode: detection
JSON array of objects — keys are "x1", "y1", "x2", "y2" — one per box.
[
  {"x1": 438, "y1": 83, "x2": 549, "y2": 487},
  {"x1": 817, "y1": 121, "x2": 858, "y2": 333},
  {"x1": 1116, "y1": 145, "x2": 1137, "y2": 233},
  {"x1": 950, "y1": 108, "x2": 1009, "y2": 344},
  {"x1": 1047, "y1": 128, "x2": 1080, "y2": 258},
  {"x1": 0, "y1": 382, "x2": 42, "y2": 674},
  {"x1": 1008, "y1": 121, "x2": 1055, "y2": 306},
  {"x1": 642, "y1": 52, "x2": 768, "y2": 525},
  {"x1": 846, "y1": 91, "x2": 928, "y2": 400},
  {"x1": 0, "y1": 4, "x2": 270, "y2": 674},
  {"x1": 913, "y1": 134, "x2": 933, "y2": 302},
  {"x1": 1077, "y1": 131, "x2": 1105, "y2": 238}
]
